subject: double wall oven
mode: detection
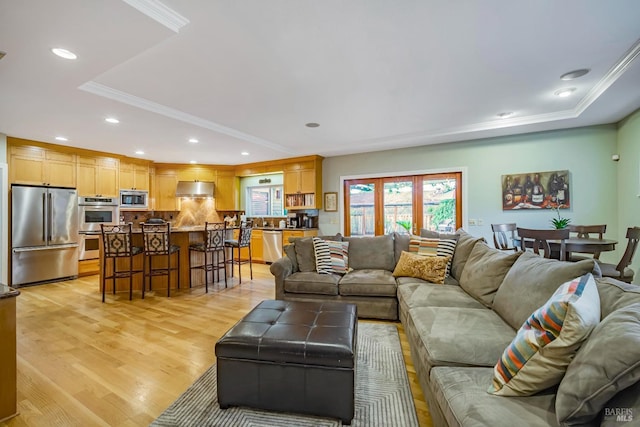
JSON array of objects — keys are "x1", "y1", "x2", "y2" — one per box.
[{"x1": 78, "y1": 196, "x2": 119, "y2": 260}]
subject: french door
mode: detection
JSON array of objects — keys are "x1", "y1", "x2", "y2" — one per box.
[{"x1": 344, "y1": 172, "x2": 461, "y2": 236}]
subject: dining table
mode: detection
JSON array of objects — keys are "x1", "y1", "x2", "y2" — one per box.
[{"x1": 512, "y1": 236, "x2": 618, "y2": 260}]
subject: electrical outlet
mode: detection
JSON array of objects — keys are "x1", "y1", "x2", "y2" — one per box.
[
  {"x1": 477, "y1": 219, "x2": 484, "y2": 226},
  {"x1": 468, "y1": 219, "x2": 477, "y2": 226}
]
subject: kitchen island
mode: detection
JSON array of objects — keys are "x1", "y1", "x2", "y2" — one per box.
[
  {"x1": 99, "y1": 225, "x2": 317, "y2": 296},
  {"x1": 0, "y1": 284, "x2": 20, "y2": 422}
]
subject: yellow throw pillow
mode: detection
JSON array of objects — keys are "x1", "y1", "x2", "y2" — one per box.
[{"x1": 392, "y1": 251, "x2": 450, "y2": 284}]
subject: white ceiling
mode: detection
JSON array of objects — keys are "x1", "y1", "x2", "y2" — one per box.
[{"x1": 1, "y1": 0, "x2": 639, "y2": 165}]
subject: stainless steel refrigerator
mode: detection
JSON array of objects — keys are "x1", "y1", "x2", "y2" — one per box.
[{"x1": 11, "y1": 185, "x2": 79, "y2": 286}]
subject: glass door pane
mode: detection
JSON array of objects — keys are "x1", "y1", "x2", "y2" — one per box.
[
  {"x1": 383, "y1": 180, "x2": 413, "y2": 235},
  {"x1": 422, "y1": 177, "x2": 457, "y2": 233},
  {"x1": 348, "y1": 182, "x2": 376, "y2": 236}
]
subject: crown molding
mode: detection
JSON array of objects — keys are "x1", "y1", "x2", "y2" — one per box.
[
  {"x1": 79, "y1": 81, "x2": 293, "y2": 154},
  {"x1": 356, "y1": 38, "x2": 640, "y2": 150},
  {"x1": 122, "y1": 0, "x2": 189, "y2": 33}
]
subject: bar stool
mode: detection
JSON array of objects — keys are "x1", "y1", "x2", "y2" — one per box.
[
  {"x1": 189, "y1": 222, "x2": 227, "y2": 292},
  {"x1": 100, "y1": 224, "x2": 144, "y2": 302},
  {"x1": 225, "y1": 221, "x2": 253, "y2": 283},
  {"x1": 141, "y1": 222, "x2": 181, "y2": 297}
]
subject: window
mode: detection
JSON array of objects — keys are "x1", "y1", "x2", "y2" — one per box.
[
  {"x1": 344, "y1": 172, "x2": 461, "y2": 236},
  {"x1": 246, "y1": 185, "x2": 284, "y2": 216}
]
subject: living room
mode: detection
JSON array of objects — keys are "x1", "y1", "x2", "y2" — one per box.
[{"x1": 2, "y1": 2, "x2": 640, "y2": 426}]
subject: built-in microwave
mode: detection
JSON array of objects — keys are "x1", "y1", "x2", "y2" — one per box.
[{"x1": 119, "y1": 190, "x2": 148, "y2": 210}]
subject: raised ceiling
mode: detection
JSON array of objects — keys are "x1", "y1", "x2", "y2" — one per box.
[{"x1": 1, "y1": 0, "x2": 639, "y2": 165}]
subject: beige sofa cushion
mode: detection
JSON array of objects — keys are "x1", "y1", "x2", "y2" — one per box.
[
  {"x1": 284, "y1": 271, "x2": 339, "y2": 295},
  {"x1": 339, "y1": 269, "x2": 397, "y2": 297},
  {"x1": 459, "y1": 242, "x2": 522, "y2": 307},
  {"x1": 556, "y1": 302, "x2": 640, "y2": 426},
  {"x1": 492, "y1": 252, "x2": 596, "y2": 330},
  {"x1": 450, "y1": 228, "x2": 485, "y2": 281}
]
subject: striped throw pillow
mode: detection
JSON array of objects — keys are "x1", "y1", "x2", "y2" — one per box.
[
  {"x1": 488, "y1": 273, "x2": 600, "y2": 396},
  {"x1": 312, "y1": 237, "x2": 349, "y2": 274},
  {"x1": 408, "y1": 236, "x2": 457, "y2": 276}
]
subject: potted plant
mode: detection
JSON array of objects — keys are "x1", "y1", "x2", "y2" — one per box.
[{"x1": 550, "y1": 205, "x2": 571, "y2": 229}]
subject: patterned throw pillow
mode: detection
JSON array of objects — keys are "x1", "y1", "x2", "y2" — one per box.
[
  {"x1": 408, "y1": 236, "x2": 457, "y2": 276},
  {"x1": 312, "y1": 237, "x2": 349, "y2": 274},
  {"x1": 392, "y1": 251, "x2": 450, "y2": 284},
  {"x1": 489, "y1": 273, "x2": 600, "y2": 396}
]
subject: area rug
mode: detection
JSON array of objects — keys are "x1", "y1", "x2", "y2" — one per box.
[{"x1": 151, "y1": 322, "x2": 419, "y2": 427}]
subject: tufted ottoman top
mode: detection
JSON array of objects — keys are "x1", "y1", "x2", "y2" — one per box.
[{"x1": 215, "y1": 300, "x2": 357, "y2": 368}]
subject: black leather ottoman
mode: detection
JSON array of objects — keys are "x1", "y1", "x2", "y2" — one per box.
[{"x1": 215, "y1": 300, "x2": 357, "y2": 424}]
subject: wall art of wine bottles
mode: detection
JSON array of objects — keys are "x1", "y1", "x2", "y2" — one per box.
[{"x1": 501, "y1": 170, "x2": 570, "y2": 210}]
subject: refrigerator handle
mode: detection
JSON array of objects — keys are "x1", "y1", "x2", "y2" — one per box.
[
  {"x1": 42, "y1": 192, "x2": 47, "y2": 242},
  {"x1": 48, "y1": 192, "x2": 53, "y2": 242}
]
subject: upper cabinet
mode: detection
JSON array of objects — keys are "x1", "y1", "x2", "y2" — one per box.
[
  {"x1": 153, "y1": 169, "x2": 179, "y2": 211},
  {"x1": 120, "y1": 161, "x2": 149, "y2": 191},
  {"x1": 77, "y1": 156, "x2": 119, "y2": 197},
  {"x1": 283, "y1": 156, "x2": 323, "y2": 210},
  {"x1": 9, "y1": 145, "x2": 76, "y2": 188},
  {"x1": 215, "y1": 170, "x2": 238, "y2": 211},
  {"x1": 177, "y1": 166, "x2": 216, "y2": 182}
]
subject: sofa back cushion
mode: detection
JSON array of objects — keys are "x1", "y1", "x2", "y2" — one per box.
[
  {"x1": 284, "y1": 244, "x2": 299, "y2": 272},
  {"x1": 292, "y1": 234, "x2": 343, "y2": 272},
  {"x1": 489, "y1": 273, "x2": 600, "y2": 396},
  {"x1": 595, "y1": 277, "x2": 640, "y2": 319},
  {"x1": 450, "y1": 228, "x2": 485, "y2": 281},
  {"x1": 393, "y1": 232, "x2": 411, "y2": 265},
  {"x1": 344, "y1": 234, "x2": 395, "y2": 271},
  {"x1": 459, "y1": 242, "x2": 522, "y2": 307},
  {"x1": 555, "y1": 302, "x2": 640, "y2": 425},
  {"x1": 493, "y1": 251, "x2": 597, "y2": 330}
]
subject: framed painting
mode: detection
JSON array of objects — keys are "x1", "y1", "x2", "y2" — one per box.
[
  {"x1": 502, "y1": 170, "x2": 570, "y2": 210},
  {"x1": 324, "y1": 192, "x2": 338, "y2": 212}
]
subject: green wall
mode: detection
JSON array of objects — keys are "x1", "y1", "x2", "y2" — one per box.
[
  {"x1": 321, "y1": 124, "x2": 623, "y2": 265},
  {"x1": 617, "y1": 109, "x2": 640, "y2": 278}
]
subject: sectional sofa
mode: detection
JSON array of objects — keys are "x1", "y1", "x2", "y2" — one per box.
[{"x1": 270, "y1": 229, "x2": 640, "y2": 426}]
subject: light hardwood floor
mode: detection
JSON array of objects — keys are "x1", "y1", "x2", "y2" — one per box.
[{"x1": 3, "y1": 264, "x2": 432, "y2": 427}]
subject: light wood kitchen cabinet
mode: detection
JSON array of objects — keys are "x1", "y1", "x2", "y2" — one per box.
[
  {"x1": 283, "y1": 156, "x2": 323, "y2": 210},
  {"x1": 77, "y1": 156, "x2": 119, "y2": 197},
  {"x1": 177, "y1": 166, "x2": 216, "y2": 182},
  {"x1": 155, "y1": 172, "x2": 179, "y2": 210},
  {"x1": 119, "y1": 161, "x2": 149, "y2": 191},
  {"x1": 248, "y1": 229, "x2": 263, "y2": 262},
  {"x1": 9, "y1": 145, "x2": 76, "y2": 187},
  {"x1": 215, "y1": 171, "x2": 238, "y2": 210},
  {"x1": 282, "y1": 229, "x2": 318, "y2": 244}
]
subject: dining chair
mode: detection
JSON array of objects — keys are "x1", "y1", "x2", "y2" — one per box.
[
  {"x1": 596, "y1": 226, "x2": 640, "y2": 283},
  {"x1": 141, "y1": 222, "x2": 181, "y2": 296},
  {"x1": 491, "y1": 223, "x2": 518, "y2": 251},
  {"x1": 100, "y1": 223, "x2": 144, "y2": 302},
  {"x1": 225, "y1": 221, "x2": 253, "y2": 284},
  {"x1": 189, "y1": 222, "x2": 227, "y2": 292},
  {"x1": 517, "y1": 227, "x2": 570, "y2": 261},
  {"x1": 568, "y1": 224, "x2": 607, "y2": 260}
]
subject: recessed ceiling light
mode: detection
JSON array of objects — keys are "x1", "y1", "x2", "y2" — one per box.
[
  {"x1": 135, "y1": 150, "x2": 145, "y2": 155},
  {"x1": 55, "y1": 136, "x2": 68, "y2": 141},
  {"x1": 188, "y1": 138, "x2": 199, "y2": 143},
  {"x1": 554, "y1": 88, "x2": 576, "y2": 98},
  {"x1": 305, "y1": 122, "x2": 320, "y2": 128},
  {"x1": 51, "y1": 48, "x2": 77, "y2": 60},
  {"x1": 497, "y1": 112, "x2": 514, "y2": 119},
  {"x1": 105, "y1": 117, "x2": 120, "y2": 124},
  {"x1": 241, "y1": 151, "x2": 250, "y2": 156},
  {"x1": 560, "y1": 69, "x2": 590, "y2": 81},
  {"x1": 189, "y1": 160, "x2": 197, "y2": 164}
]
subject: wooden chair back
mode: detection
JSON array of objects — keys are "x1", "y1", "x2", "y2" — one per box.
[
  {"x1": 491, "y1": 223, "x2": 518, "y2": 251},
  {"x1": 517, "y1": 227, "x2": 570, "y2": 261},
  {"x1": 616, "y1": 227, "x2": 640, "y2": 274},
  {"x1": 568, "y1": 224, "x2": 606, "y2": 239}
]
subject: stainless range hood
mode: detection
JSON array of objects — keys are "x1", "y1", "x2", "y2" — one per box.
[{"x1": 176, "y1": 181, "x2": 214, "y2": 198}]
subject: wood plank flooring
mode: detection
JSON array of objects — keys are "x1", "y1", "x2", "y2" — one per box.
[{"x1": 3, "y1": 264, "x2": 432, "y2": 427}]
